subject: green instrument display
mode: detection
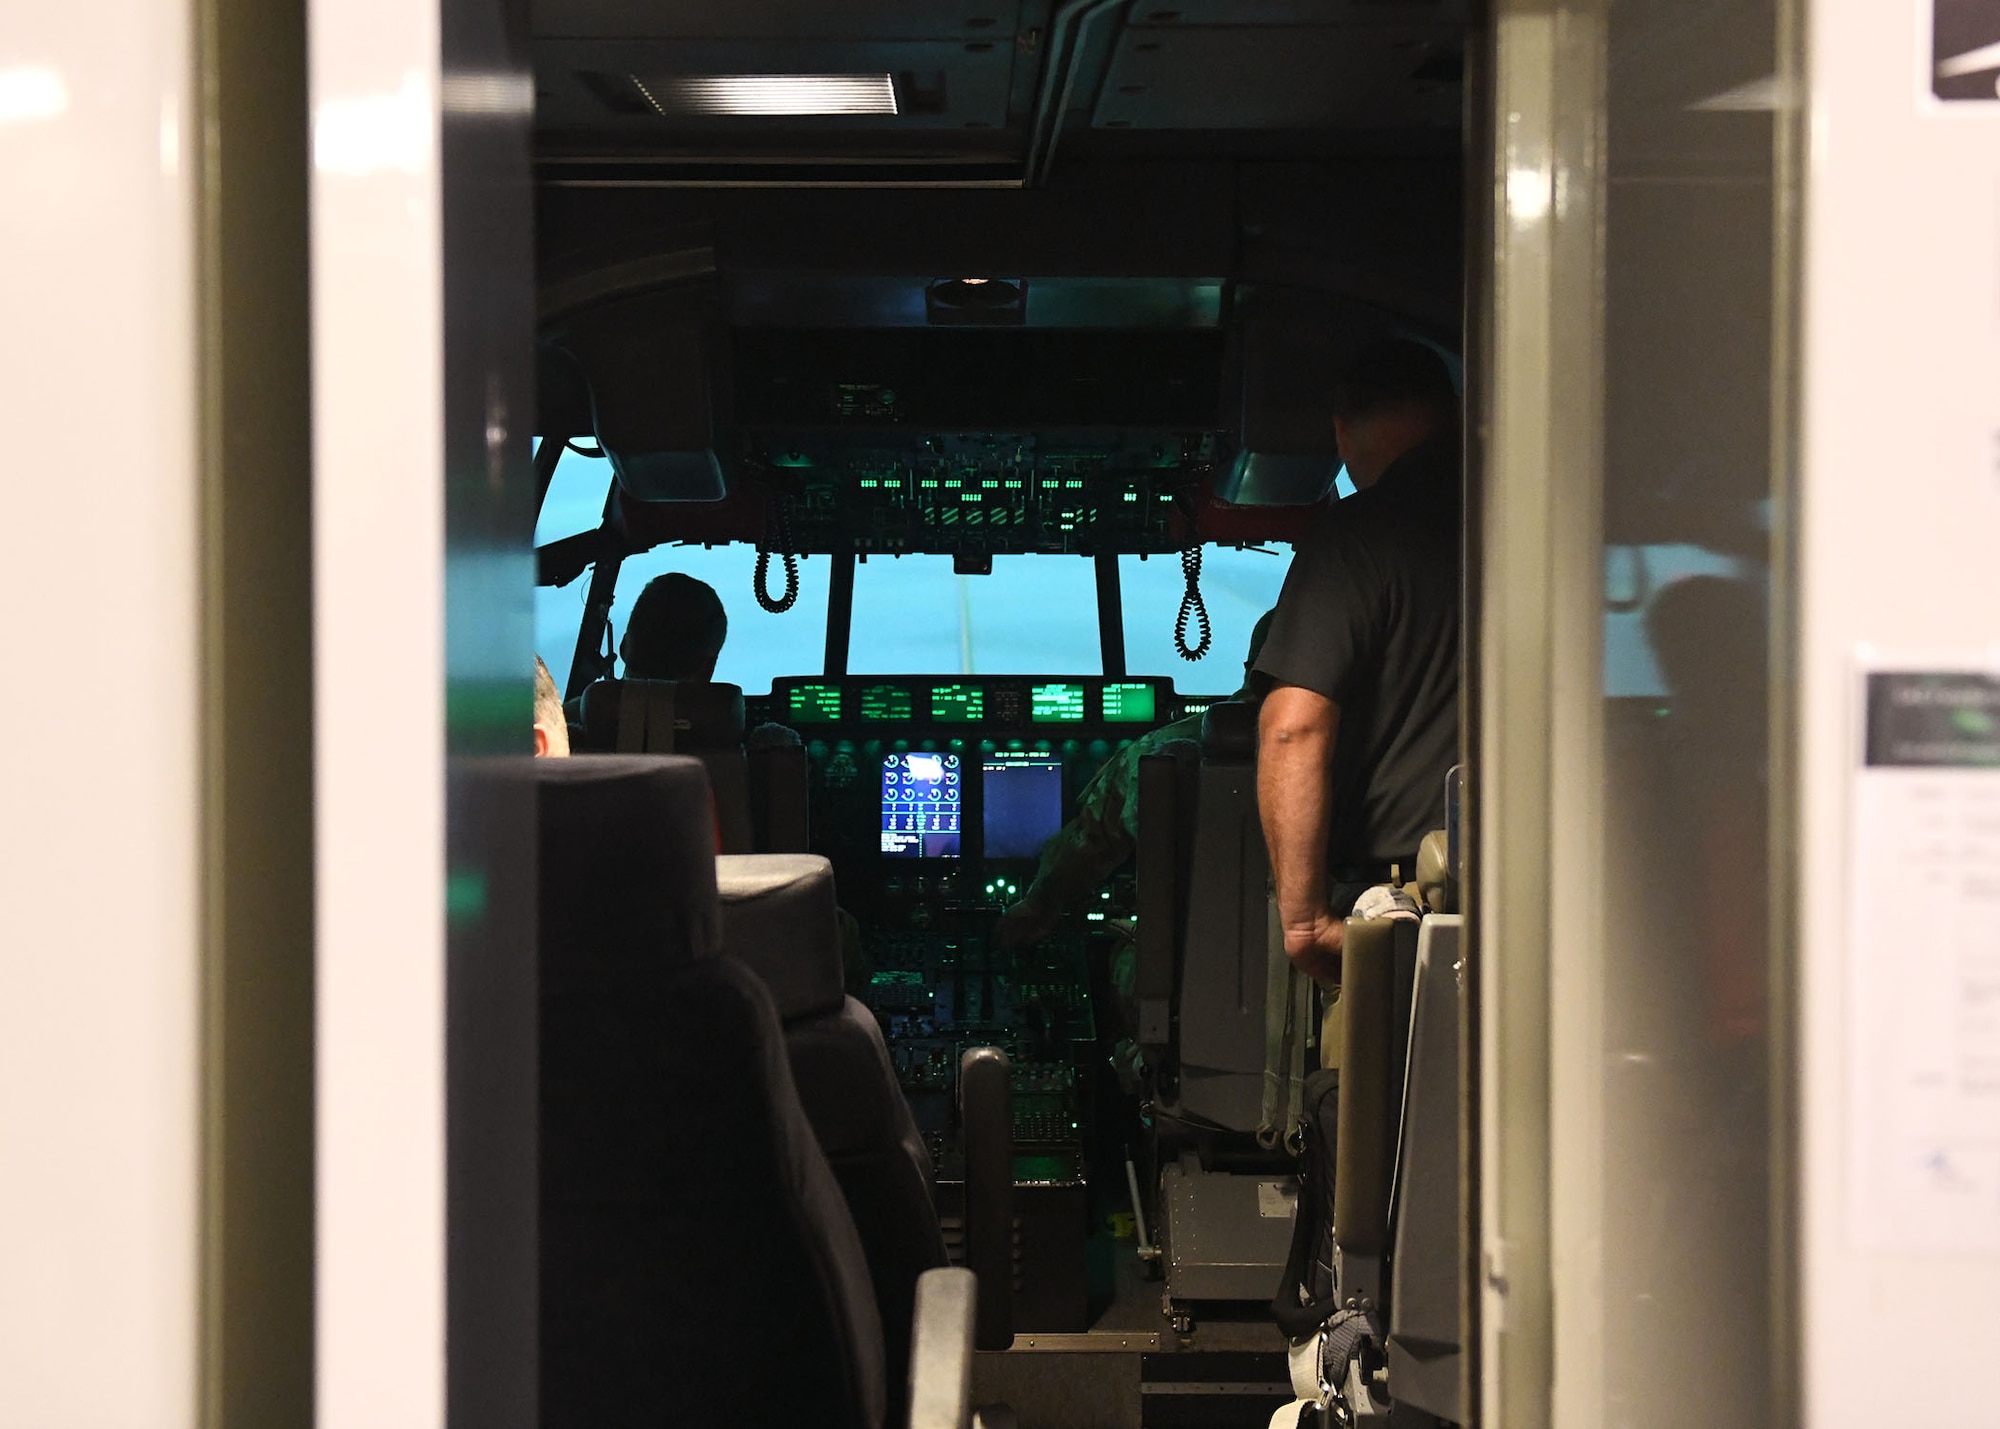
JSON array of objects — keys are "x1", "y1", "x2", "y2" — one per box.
[
  {"x1": 930, "y1": 683, "x2": 985, "y2": 722},
  {"x1": 1100, "y1": 682, "x2": 1156, "y2": 722},
  {"x1": 788, "y1": 683, "x2": 844, "y2": 722},
  {"x1": 1030, "y1": 682, "x2": 1086, "y2": 723},
  {"x1": 858, "y1": 684, "x2": 914, "y2": 722}
]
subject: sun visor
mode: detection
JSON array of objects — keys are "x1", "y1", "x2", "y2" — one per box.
[
  {"x1": 1216, "y1": 302, "x2": 1345, "y2": 506},
  {"x1": 552, "y1": 290, "x2": 730, "y2": 503}
]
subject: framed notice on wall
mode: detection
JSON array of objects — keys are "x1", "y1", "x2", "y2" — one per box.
[{"x1": 1846, "y1": 663, "x2": 2000, "y2": 1250}]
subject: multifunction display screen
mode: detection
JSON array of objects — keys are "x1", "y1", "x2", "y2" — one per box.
[
  {"x1": 788, "y1": 683, "x2": 844, "y2": 723},
  {"x1": 1100, "y1": 682, "x2": 1156, "y2": 723},
  {"x1": 858, "y1": 684, "x2": 914, "y2": 722},
  {"x1": 1030, "y1": 682, "x2": 1086, "y2": 723},
  {"x1": 983, "y1": 751, "x2": 1064, "y2": 859},
  {"x1": 880, "y1": 752, "x2": 962, "y2": 858},
  {"x1": 930, "y1": 683, "x2": 985, "y2": 722}
]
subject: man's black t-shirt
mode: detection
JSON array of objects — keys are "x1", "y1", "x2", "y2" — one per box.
[{"x1": 1253, "y1": 435, "x2": 1461, "y2": 867}]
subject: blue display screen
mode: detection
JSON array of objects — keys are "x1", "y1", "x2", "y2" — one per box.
[
  {"x1": 881, "y1": 752, "x2": 962, "y2": 858},
  {"x1": 982, "y1": 751, "x2": 1064, "y2": 859}
]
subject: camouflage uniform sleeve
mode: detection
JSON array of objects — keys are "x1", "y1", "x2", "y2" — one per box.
[{"x1": 1015, "y1": 715, "x2": 1205, "y2": 917}]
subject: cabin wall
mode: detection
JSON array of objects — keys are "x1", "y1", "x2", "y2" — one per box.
[
  {"x1": 0, "y1": 0, "x2": 204, "y2": 1422},
  {"x1": 1796, "y1": 0, "x2": 2000, "y2": 1421}
]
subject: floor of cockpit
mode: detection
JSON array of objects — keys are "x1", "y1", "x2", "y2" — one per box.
[{"x1": 972, "y1": 1230, "x2": 1292, "y2": 1429}]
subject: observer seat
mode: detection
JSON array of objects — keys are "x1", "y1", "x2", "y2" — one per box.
[{"x1": 572, "y1": 676, "x2": 809, "y2": 853}]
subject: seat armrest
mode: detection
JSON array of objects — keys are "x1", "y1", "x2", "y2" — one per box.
[
  {"x1": 958, "y1": 1047, "x2": 1014, "y2": 1350},
  {"x1": 906, "y1": 1268, "x2": 977, "y2": 1429}
]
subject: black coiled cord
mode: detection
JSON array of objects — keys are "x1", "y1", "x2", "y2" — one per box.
[
  {"x1": 1174, "y1": 544, "x2": 1211, "y2": 660},
  {"x1": 754, "y1": 503, "x2": 800, "y2": 614}
]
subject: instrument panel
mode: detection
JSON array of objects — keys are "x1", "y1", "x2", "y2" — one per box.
[
  {"x1": 749, "y1": 673, "x2": 1219, "y2": 891},
  {"x1": 753, "y1": 671, "x2": 1222, "y2": 1331},
  {"x1": 760, "y1": 673, "x2": 1209, "y2": 732}
]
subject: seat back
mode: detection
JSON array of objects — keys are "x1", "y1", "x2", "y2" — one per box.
[
  {"x1": 1332, "y1": 915, "x2": 1420, "y2": 1311},
  {"x1": 716, "y1": 853, "x2": 947, "y2": 1422},
  {"x1": 1168, "y1": 700, "x2": 1275, "y2": 1131},
  {"x1": 1387, "y1": 912, "x2": 1465, "y2": 1423},
  {"x1": 1134, "y1": 739, "x2": 1200, "y2": 1057},
  {"x1": 537, "y1": 758, "x2": 885, "y2": 1429},
  {"x1": 575, "y1": 679, "x2": 760, "y2": 851}
]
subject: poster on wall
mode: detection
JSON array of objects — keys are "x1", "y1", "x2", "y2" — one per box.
[
  {"x1": 1933, "y1": 0, "x2": 2000, "y2": 100},
  {"x1": 1846, "y1": 664, "x2": 2000, "y2": 1250}
]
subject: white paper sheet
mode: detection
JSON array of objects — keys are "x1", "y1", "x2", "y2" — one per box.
[{"x1": 1847, "y1": 664, "x2": 2000, "y2": 1250}]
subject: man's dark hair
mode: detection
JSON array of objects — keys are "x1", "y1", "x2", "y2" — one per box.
[
  {"x1": 621, "y1": 572, "x2": 728, "y2": 680},
  {"x1": 1332, "y1": 338, "x2": 1459, "y2": 422}
]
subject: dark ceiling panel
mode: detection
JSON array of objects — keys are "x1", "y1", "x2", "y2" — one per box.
[
  {"x1": 534, "y1": 38, "x2": 1017, "y2": 129},
  {"x1": 1121, "y1": 0, "x2": 1467, "y2": 24},
  {"x1": 531, "y1": 0, "x2": 1025, "y2": 41},
  {"x1": 1091, "y1": 25, "x2": 1460, "y2": 130}
]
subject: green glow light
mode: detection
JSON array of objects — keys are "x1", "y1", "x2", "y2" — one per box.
[
  {"x1": 446, "y1": 870, "x2": 487, "y2": 924},
  {"x1": 858, "y1": 684, "x2": 913, "y2": 722},
  {"x1": 788, "y1": 684, "x2": 844, "y2": 722},
  {"x1": 1102, "y1": 682, "x2": 1156, "y2": 723},
  {"x1": 1030, "y1": 683, "x2": 1086, "y2": 724}
]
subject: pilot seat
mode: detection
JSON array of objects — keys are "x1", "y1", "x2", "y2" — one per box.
[
  {"x1": 1134, "y1": 698, "x2": 1318, "y2": 1316},
  {"x1": 572, "y1": 676, "x2": 810, "y2": 854},
  {"x1": 713, "y1": 852, "x2": 951, "y2": 1423}
]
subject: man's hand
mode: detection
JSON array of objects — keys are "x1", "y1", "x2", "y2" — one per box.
[
  {"x1": 994, "y1": 896, "x2": 1060, "y2": 949},
  {"x1": 1281, "y1": 909, "x2": 1345, "y2": 985},
  {"x1": 1259, "y1": 684, "x2": 1344, "y2": 985}
]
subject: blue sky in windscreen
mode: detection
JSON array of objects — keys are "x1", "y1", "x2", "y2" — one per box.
[
  {"x1": 849, "y1": 554, "x2": 1103, "y2": 676},
  {"x1": 534, "y1": 443, "x2": 1316, "y2": 696}
]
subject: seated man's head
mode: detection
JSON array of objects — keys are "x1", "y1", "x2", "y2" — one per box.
[
  {"x1": 1238, "y1": 607, "x2": 1278, "y2": 700},
  {"x1": 533, "y1": 654, "x2": 570, "y2": 757},
  {"x1": 619, "y1": 572, "x2": 728, "y2": 682},
  {"x1": 1332, "y1": 338, "x2": 1458, "y2": 489}
]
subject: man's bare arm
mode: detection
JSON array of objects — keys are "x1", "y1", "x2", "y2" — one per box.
[{"x1": 1258, "y1": 683, "x2": 1345, "y2": 983}]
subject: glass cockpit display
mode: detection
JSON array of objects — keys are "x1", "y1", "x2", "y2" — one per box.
[
  {"x1": 880, "y1": 752, "x2": 962, "y2": 858},
  {"x1": 983, "y1": 751, "x2": 1065, "y2": 859}
]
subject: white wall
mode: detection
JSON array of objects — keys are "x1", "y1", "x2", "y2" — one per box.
[
  {"x1": 310, "y1": 2, "x2": 448, "y2": 1425},
  {"x1": 1798, "y1": 3, "x2": 2000, "y2": 1422},
  {"x1": 0, "y1": 6, "x2": 202, "y2": 1426}
]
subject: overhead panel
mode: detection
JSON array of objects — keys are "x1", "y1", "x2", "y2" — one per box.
[{"x1": 1092, "y1": 24, "x2": 1462, "y2": 131}]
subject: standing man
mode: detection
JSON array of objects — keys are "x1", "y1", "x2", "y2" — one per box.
[{"x1": 1255, "y1": 338, "x2": 1461, "y2": 983}]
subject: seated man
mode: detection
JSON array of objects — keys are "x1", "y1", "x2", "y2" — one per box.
[
  {"x1": 534, "y1": 654, "x2": 571, "y2": 757},
  {"x1": 995, "y1": 610, "x2": 1276, "y2": 949},
  {"x1": 621, "y1": 571, "x2": 728, "y2": 682},
  {"x1": 1256, "y1": 338, "x2": 1460, "y2": 985}
]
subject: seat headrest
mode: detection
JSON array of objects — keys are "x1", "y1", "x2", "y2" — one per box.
[
  {"x1": 1416, "y1": 829, "x2": 1455, "y2": 914},
  {"x1": 1200, "y1": 699, "x2": 1259, "y2": 761},
  {"x1": 715, "y1": 854, "x2": 844, "y2": 1021},
  {"x1": 537, "y1": 754, "x2": 720, "y2": 968},
  {"x1": 578, "y1": 679, "x2": 746, "y2": 754}
]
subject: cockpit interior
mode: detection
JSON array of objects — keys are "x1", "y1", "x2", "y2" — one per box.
[{"x1": 527, "y1": 3, "x2": 1473, "y2": 1425}]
